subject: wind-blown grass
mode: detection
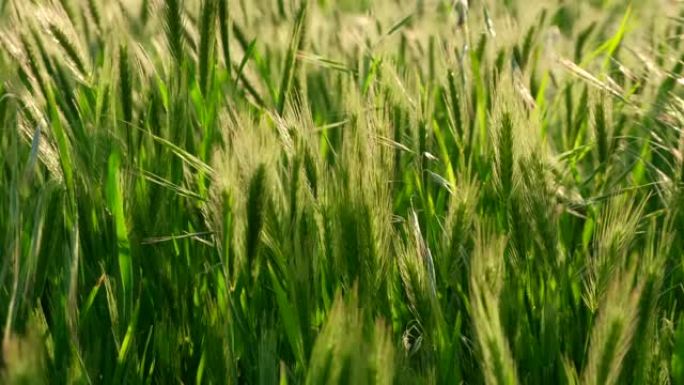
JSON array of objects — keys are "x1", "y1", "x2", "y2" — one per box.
[{"x1": 1, "y1": 0, "x2": 684, "y2": 384}]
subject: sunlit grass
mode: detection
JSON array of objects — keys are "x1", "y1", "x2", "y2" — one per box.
[{"x1": 1, "y1": 0, "x2": 684, "y2": 384}]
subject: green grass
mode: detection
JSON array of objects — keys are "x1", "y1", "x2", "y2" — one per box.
[{"x1": 1, "y1": 0, "x2": 684, "y2": 383}]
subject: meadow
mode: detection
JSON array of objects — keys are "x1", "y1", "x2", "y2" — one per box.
[{"x1": 1, "y1": 0, "x2": 684, "y2": 383}]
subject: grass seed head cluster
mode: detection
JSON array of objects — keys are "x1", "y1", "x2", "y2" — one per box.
[{"x1": 1, "y1": 0, "x2": 684, "y2": 384}]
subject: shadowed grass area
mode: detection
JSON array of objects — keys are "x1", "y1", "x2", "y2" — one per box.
[{"x1": 1, "y1": 0, "x2": 684, "y2": 383}]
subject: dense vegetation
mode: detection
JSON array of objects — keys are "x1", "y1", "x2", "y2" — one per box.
[{"x1": 2, "y1": 0, "x2": 684, "y2": 383}]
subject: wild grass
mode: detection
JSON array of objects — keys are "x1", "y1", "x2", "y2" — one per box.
[{"x1": 1, "y1": 0, "x2": 684, "y2": 384}]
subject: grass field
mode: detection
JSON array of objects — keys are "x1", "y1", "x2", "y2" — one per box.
[{"x1": 2, "y1": 0, "x2": 684, "y2": 383}]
